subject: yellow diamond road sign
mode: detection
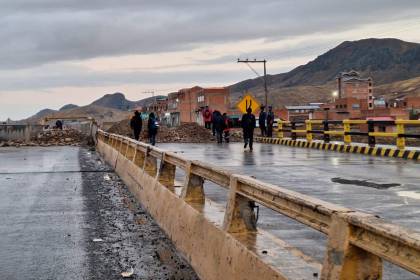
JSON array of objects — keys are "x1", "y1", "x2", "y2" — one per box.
[{"x1": 236, "y1": 93, "x2": 260, "y2": 114}]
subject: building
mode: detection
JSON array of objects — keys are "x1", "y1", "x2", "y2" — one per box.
[
  {"x1": 166, "y1": 86, "x2": 230, "y2": 126},
  {"x1": 278, "y1": 105, "x2": 321, "y2": 122},
  {"x1": 337, "y1": 70, "x2": 373, "y2": 109}
]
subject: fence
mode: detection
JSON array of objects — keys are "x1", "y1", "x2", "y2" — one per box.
[
  {"x1": 97, "y1": 129, "x2": 420, "y2": 280},
  {"x1": 276, "y1": 119, "x2": 420, "y2": 150}
]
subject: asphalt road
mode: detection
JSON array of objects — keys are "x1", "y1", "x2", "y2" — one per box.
[
  {"x1": 159, "y1": 142, "x2": 420, "y2": 280},
  {"x1": 0, "y1": 146, "x2": 197, "y2": 280}
]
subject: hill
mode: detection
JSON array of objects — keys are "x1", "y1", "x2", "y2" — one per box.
[
  {"x1": 230, "y1": 38, "x2": 420, "y2": 106},
  {"x1": 59, "y1": 104, "x2": 79, "y2": 111},
  {"x1": 22, "y1": 92, "x2": 163, "y2": 124}
]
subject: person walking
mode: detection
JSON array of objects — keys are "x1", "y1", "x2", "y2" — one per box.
[
  {"x1": 222, "y1": 113, "x2": 232, "y2": 143},
  {"x1": 259, "y1": 106, "x2": 267, "y2": 137},
  {"x1": 211, "y1": 111, "x2": 218, "y2": 136},
  {"x1": 267, "y1": 106, "x2": 275, "y2": 137},
  {"x1": 242, "y1": 107, "x2": 256, "y2": 151},
  {"x1": 147, "y1": 112, "x2": 158, "y2": 146},
  {"x1": 202, "y1": 106, "x2": 212, "y2": 129},
  {"x1": 213, "y1": 111, "x2": 225, "y2": 144},
  {"x1": 130, "y1": 111, "x2": 143, "y2": 141}
]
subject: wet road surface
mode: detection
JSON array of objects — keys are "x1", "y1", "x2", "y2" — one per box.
[
  {"x1": 160, "y1": 142, "x2": 420, "y2": 280},
  {"x1": 0, "y1": 146, "x2": 197, "y2": 280}
]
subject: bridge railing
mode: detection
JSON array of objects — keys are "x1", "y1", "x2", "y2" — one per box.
[
  {"x1": 276, "y1": 119, "x2": 420, "y2": 149},
  {"x1": 97, "y1": 129, "x2": 420, "y2": 279}
]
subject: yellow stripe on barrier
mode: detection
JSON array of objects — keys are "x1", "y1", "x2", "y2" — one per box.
[
  {"x1": 368, "y1": 132, "x2": 398, "y2": 137},
  {"x1": 324, "y1": 131, "x2": 344, "y2": 136},
  {"x1": 395, "y1": 120, "x2": 420, "y2": 125},
  {"x1": 388, "y1": 149, "x2": 396, "y2": 157},
  {"x1": 291, "y1": 130, "x2": 307, "y2": 134},
  {"x1": 343, "y1": 120, "x2": 367, "y2": 124},
  {"x1": 408, "y1": 151, "x2": 416, "y2": 159}
]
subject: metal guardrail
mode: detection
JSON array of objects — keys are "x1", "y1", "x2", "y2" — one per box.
[
  {"x1": 276, "y1": 119, "x2": 420, "y2": 149},
  {"x1": 97, "y1": 129, "x2": 420, "y2": 279}
]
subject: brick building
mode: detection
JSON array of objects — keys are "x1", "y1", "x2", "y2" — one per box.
[
  {"x1": 166, "y1": 86, "x2": 230, "y2": 126},
  {"x1": 337, "y1": 70, "x2": 374, "y2": 109}
]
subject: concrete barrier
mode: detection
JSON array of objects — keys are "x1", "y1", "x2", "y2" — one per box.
[
  {"x1": 97, "y1": 130, "x2": 420, "y2": 280},
  {"x1": 0, "y1": 124, "x2": 43, "y2": 142}
]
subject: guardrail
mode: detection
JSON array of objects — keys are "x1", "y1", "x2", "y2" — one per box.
[
  {"x1": 97, "y1": 129, "x2": 420, "y2": 279},
  {"x1": 276, "y1": 119, "x2": 420, "y2": 149}
]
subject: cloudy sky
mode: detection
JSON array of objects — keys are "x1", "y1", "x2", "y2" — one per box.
[{"x1": 1, "y1": 0, "x2": 420, "y2": 120}]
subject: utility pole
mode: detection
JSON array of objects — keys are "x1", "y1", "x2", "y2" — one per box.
[
  {"x1": 143, "y1": 90, "x2": 156, "y2": 112},
  {"x1": 237, "y1": 58, "x2": 268, "y2": 107}
]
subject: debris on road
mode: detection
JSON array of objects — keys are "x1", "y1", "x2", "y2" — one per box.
[
  {"x1": 0, "y1": 128, "x2": 91, "y2": 147},
  {"x1": 121, "y1": 268, "x2": 134, "y2": 278},
  {"x1": 92, "y1": 238, "x2": 104, "y2": 242},
  {"x1": 107, "y1": 120, "x2": 242, "y2": 143}
]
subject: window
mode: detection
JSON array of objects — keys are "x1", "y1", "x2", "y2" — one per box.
[
  {"x1": 369, "y1": 89, "x2": 372, "y2": 93},
  {"x1": 369, "y1": 96, "x2": 373, "y2": 100},
  {"x1": 369, "y1": 103, "x2": 373, "y2": 108},
  {"x1": 197, "y1": 95, "x2": 204, "y2": 102},
  {"x1": 352, "y1": 104, "x2": 360, "y2": 109}
]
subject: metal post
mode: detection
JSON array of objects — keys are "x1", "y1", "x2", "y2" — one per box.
[
  {"x1": 323, "y1": 121, "x2": 330, "y2": 143},
  {"x1": 368, "y1": 121, "x2": 376, "y2": 147}
]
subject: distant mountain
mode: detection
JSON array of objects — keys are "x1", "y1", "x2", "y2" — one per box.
[
  {"x1": 59, "y1": 104, "x2": 79, "y2": 111},
  {"x1": 22, "y1": 92, "x2": 167, "y2": 124},
  {"x1": 230, "y1": 38, "x2": 420, "y2": 106},
  {"x1": 90, "y1": 92, "x2": 135, "y2": 110}
]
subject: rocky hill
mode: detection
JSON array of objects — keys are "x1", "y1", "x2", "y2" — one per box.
[
  {"x1": 230, "y1": 38, "x2": 420, "y2": 106},
  {"x1": 22, "y1": 93, "x2": 165, "y2": 124}
]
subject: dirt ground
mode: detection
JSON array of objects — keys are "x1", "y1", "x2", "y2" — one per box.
[{"x1": 80, "y1": 148, "x2": 198, "y2": 279}]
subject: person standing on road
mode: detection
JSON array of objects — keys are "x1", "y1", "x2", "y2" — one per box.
[
  {"x1": 147, "y1": 112, "x2": 158, "y2": 146},
  {"x1": 242, "y1": 107, "x2": 256, "y2": 151},
  {"x1": 202, "y1": 106, "x2": 212, "y2": 129},
  {"x1": 211, "y1": 110, "x2": 218, "y2": 136},
  {"x1": 213, "y1": 111, "x2": 225, "y2": 144},
  {"x1": 130, "y1": 111, "x2": 143, "y2": 141},
  {"x1": 267, "y1": 106, "x2": 275, "y2": 138},
  {"x1": 259, "y1": 106, "x2": 267, "y2": 137},
  {"x1": 222, "y1": 113, "x2": 232, "y2": 143}
]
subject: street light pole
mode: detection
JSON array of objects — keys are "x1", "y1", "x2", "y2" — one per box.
[{"x1": 237, "y1": 58, "x2": 268, "y2": 107}]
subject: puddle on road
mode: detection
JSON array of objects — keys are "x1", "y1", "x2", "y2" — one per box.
[
  {"x1": 331, "y1": 177, "x2": 400, "y2": 189},
  {"x1": 397, "y1": 191, "x2": 420, "y2": 200}
]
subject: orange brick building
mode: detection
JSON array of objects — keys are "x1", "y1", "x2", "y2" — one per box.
[{"x1": 167, "y1": 86, "x2": 230, "y2": 126}]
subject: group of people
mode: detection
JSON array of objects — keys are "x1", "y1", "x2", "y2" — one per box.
[
  {"x1": 202, "y1": 106, "x2": 232, "y2": 144},
  {"x1": 258, "y1": 105, "x2": 275, "y2": 137},
  {"x1": 131, "y1": 105, "x2": 275, "y2": 151},
  {"x1": 130, "y1": 111, "x2": 158, "y2": 146}
]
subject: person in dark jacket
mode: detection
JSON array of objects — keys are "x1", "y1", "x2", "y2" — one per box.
[
  {"x1": 130, "y1": 111, "x2": 143, "y2": 140},
  {"x1": 147, "y1": 112, "x2": 158, "y2": 146},
  {"x1": 242, "y1": 107, "x2": 256, "y2": 151},
  {"x1": 213, "y1": 111, "x2": 225, "y2": 144},
  {"x1": 259, "y1": 106, "x2": 267, "y2": 137},
  {"x1": 211, "y1": 111, "x2": 218, "y2": 136},
  {"x1": 55, "y1": 120, "x2": 63, "y2": 130},
  {"x1": 267, "y1": 106, "x2": 275, "y2": 137}
]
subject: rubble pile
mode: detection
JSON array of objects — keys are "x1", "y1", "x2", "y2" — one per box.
[
  {"x1": 0, "y1": 128, "x2": 90, "y2": 147},
  {"x1": 107, "y1": 120, "x2": 243, "y2": 143}
]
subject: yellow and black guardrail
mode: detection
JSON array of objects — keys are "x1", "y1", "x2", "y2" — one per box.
[{"x1": 258, "y1": 119, "x2": 420, "y2": 160}]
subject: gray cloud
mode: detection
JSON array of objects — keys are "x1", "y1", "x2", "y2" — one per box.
[{"x1": 1, "y1": 0, "x2": 420, "y2": 69}]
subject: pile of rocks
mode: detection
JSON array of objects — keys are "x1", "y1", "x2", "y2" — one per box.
[
  {"x1": 107, "y1": 120, "x2": 243, "y2": 143},
  {"x1": 0, "y1": 128, "x2": 90, "y2": 147}
]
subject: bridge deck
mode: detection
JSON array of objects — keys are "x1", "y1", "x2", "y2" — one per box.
[{"x1": 160, "y1": 142, "x2": 420, "y2": 280}]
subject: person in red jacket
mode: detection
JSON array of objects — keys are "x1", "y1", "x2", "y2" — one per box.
[{"x1": 202, "y1": 106, "x2": 212, "y2": 129}]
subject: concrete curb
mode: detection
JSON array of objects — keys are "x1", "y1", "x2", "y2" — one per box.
[{"x1": 256, "y1": 137, "x2": 420, "y2": 161}]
